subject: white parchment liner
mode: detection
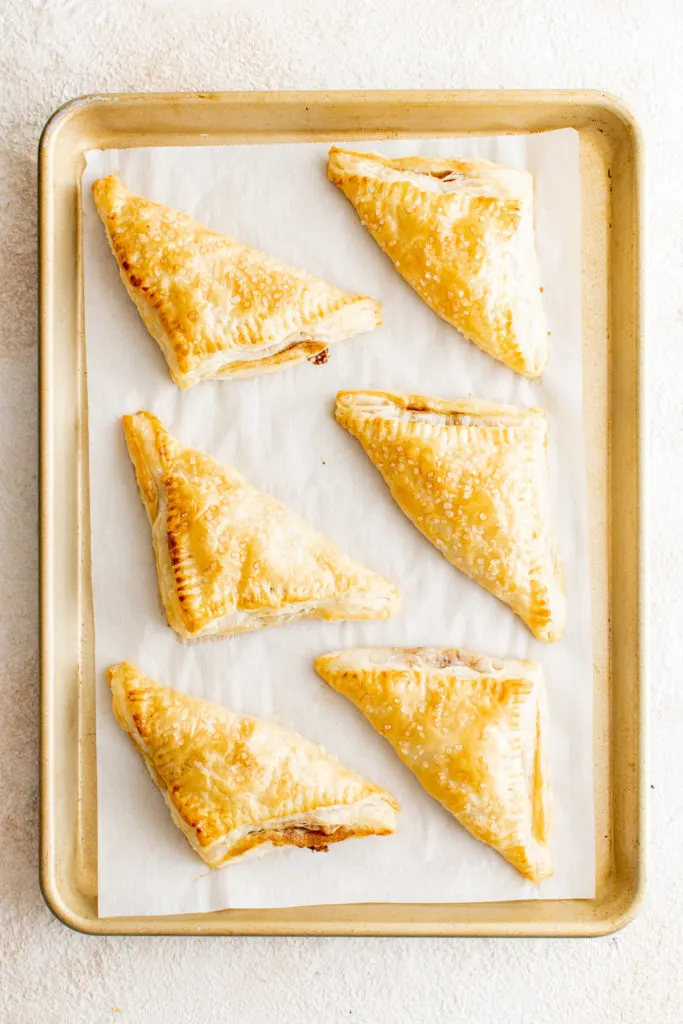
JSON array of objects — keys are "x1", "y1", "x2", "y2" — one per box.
[{"x1": 83, "y1": 131, "x2": 594, "y2": 916}]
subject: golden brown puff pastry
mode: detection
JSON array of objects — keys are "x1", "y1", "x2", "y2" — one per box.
[
  {"x1": 123, "y1": 410, "x2": 401, "y2": 641},
  {"x1": 108, "y1": 662, "x2": 399, "y2": 866},
  {"x1": 315, "y1": 646, "x2": 552, "y2": 883},
  {"x1": 328, "y1": 148, "x2": 547, "y2": 377},
  {"x1": 335, "y1": 390, "x2": 565, "y2": 642},
  {"x1": 92, "y1": 174, "x2": 381, "y2": 388}
]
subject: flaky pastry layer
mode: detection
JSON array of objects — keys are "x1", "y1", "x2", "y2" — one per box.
[
  {"x1": 93, "y1": 174, "x2": 381, "y2": 388},
  {"x1": 335, "y1": 390, "x2": 565, "y2": 642},
  {"x1": 315, "y1": 646, "x2": 552, "y2": 883},
  {"x1": 123, "y1": 410, "x2": 401, "y2": 640},
  {"x1": 328, "y1": 148, "x2": 547, "y2": 377},
  {"x1": 108, "y1": 661, "x2": 398, "y2": 867}
]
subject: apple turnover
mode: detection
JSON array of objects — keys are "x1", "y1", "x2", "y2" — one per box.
[
  {"x1": 335, "y1": 390, "x2": 565, "y2": 642},
  {"x1": 328, "y1": 148, "x2": 547, "y2": 376},
  {"x1": 123, "y1": 410, "x2": 400, "y2": 640},
  {"x1": 93, "y1": 174, "x2": 381, "y2": 387},
  {"x1": 108, "y1": 661, "x2": 399, "y2": 866},
  {"x1": 315, "y1": 646, "x2": 552, "y2": 882}
]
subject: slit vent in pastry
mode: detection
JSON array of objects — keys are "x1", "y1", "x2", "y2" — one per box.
[
  {"x1": 335, "y1": 390, "x2": 565, "y2": 642},
  {"x1": 108, "y1": 662, "x2": 399, "y2": 867},
  {"x1": 123, "y1": 410, "x2": 401, "y2": 640},
  {"x1": 315, "y1": 646, "x2": 552, "y2": 883},
  {"x1": 93, "y1": 174, "x2": 382, "y2": 388},
  {"x1": 328, "y1": 148, "x2": 547, "y2": 377}
]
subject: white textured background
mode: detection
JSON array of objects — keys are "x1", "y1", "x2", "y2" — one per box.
[{"x1": 0, "y1": 0, "x2": 678, "y2": 1021}]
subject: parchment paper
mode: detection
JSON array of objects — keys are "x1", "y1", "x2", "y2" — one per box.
[{"x1": 83, "y1": 130, "x2": 594, "y2": 917}]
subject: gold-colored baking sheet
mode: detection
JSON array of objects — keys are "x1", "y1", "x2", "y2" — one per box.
[{"x1": 39, "y1": 90, "x2": 645, "y2": 936}]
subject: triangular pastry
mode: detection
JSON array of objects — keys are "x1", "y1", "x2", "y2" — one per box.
[
  {"x1": 108, "y1": 662, "x2": 399, "y2": 866},
  {"x1": 328, "y1": 148, "x2": 547, "y2": 377},
  {"x1": 93, "y1": 174, "x2": 381, "y2": 388},
  {"x1": 315, "y1": 647, "x2": 552, "y2": 882},
  {"x1": 335, "y1": 391, "x2": 565, "y2": 642},
  {"x1": 123, "y1": 410, "x2": 400, "y2": 640}
]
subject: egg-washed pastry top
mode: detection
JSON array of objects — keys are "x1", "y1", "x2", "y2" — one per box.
[
  {"x1": 335, "y1": 390, "x2": 565, "y2": 642},
  {"x1": 315, "y1": 646, "x2": 552, "y2": 883},
  {"x1": 93, "y1": 174, "x2": 381, "y2": 388},
  {"x1": 328, "y1": 148, "x2": 547, "y2": 377},
  {"x1": 108, "y1": 661, "x2": 399, "y2": 867},
  {"x1": 123, "y1": 410, "x2": 401, "y2": 641}
]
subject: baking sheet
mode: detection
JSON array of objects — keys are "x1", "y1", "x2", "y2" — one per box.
[{"x1": 82, "y1": 130, "x2": 594, "y2": 917}]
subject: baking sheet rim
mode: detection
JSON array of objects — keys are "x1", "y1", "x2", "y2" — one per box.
[{"x1": 38, "y1": 89, "x2": 646, "y2": 937}]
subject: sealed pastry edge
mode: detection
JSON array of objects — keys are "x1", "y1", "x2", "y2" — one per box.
[
  {"x1": 314, "y1": 645, "x2": 541, "y2": 679},
  {"x1": 328, "y1": 146, "x2": 534, "y2": 200},
  {"x1": 335, "y1": 389, "x2": 547, "y2": 428}
]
